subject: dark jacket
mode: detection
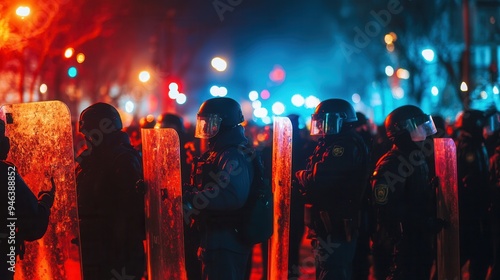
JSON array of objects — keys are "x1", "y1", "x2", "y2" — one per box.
[
  {"x1": 76, "y1": 131, "x2": 145, "y2": 279},
  {"x1": 371, "y1": 142, "x2": 435, "y2": 280},
  {"x1": 0, "y1": 161, "x2": 51, "y2": 280},
  {"x1": 187, "y1": 125, "x2": 253, "y2": 253},
  {"x1": 301, "y1": 130, "x2": 369, "y2": 240}
]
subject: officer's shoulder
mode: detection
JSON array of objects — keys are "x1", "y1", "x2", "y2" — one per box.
[
  {"x1": 218, "y1": 145, "x2": 251, "y2": 161},
  {"x1": 110, "y1": 144, "x2": 141, "y2": 163},
  {"x1": 373, "y1": 150, "x2": 399, "y2": 171}
]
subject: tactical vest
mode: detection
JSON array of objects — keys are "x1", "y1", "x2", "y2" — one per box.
[
  {"x1": 305, "y1": 131, "x2": 369, "y2": 240},
  {"x1": 190, "y1": 145, "x2": 252, "y2": 227}
]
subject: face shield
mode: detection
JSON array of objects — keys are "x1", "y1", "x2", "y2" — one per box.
[
  {"x1": 194, "y1": 114, "x2": 222, "y2": 139},
  {"x1": 406, "y1": 114, "x2": 437, "y2": 141},
  {"x1": 310, "y1": 113, "x2": 343, "y2": 136}
]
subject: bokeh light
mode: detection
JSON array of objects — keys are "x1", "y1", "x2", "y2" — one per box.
[
  {"x1": 64, "y1": 48, "x2": 74, "y2": 58},
  {"x1": 68, "y1": 67, "x2": 77, "y2": 78},
  {"x1": 392, "y1": 87, "x2": 405, "y2": 99},
  {"x1": 422, "y1": 49, "x2": 435, "y2": 62},
  {"x1": 76, "y1": 53, "x2": 86, "y2": 63},
  {"x1": 176, "y1": 93, "x2": 187, "y2": 104},
  {"x1": 249, "y1": 90, "x2": 259, "y2": 101},
  {"x1": 138, "y1": 71, "x2": 151, "y2": 83},
  {"x1": 431, "y1": 86, "x2": 439, "y2": 96},
  {"x1": 16, "y1": 6, "x2": 30, "y2": 17},
  {"x1": 305, "y1": 95, "x2": 320, "y2": 109},
  {"x1": 291, "y1": 94, "x2": 305, "y2": 107},
  {"x1": 460, "y1": 82, "x2": 468, "y2": 92},
  {"x1": 261, "y1": 89, "x2": 270, "y2": 100},
  {"x1": 252, "y1": 100, "x2": 262, "y2": 109},
  {"x1": 396, "y1": 68, "x2": 410, "y2": 79},
  {"x1": 39, "y1": 84, "x2": 48, "y2": 94},
  {"x1": 254, "y1": 107, "x2": 268, "y2": 118},
  {"x1": 211, "y1": 57, "x2": 227, "y2": 72},
  {"x1": 352, "y1": 93, "x2": 361, "y2": 104},
  {"x1": 269, "y1": 65, "x2": 286, "y2": 83},
  {"x1": 271, "y1": 102, "x2": 285, "y2": 115},
  {"x1": 125, "y1": 101, "x2": 135, "y2": 113},
  {"x1": 385, "y1": 66, "x2": 394, "y2": 76}
]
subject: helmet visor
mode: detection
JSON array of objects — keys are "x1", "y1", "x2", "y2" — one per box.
[
  {"x1": 407, "y1": 115, "x2": 437, "y2": 141},
  {"x1": 195, "y1": 114, "x2": 222, "y2": 139},
  {"x1": 310, "y1": 113, "x2": 343, "y2": 136}
]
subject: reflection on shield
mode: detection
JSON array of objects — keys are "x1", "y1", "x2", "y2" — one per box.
[
  {"x1": 1, "y1": 101, "x2": 81, "y2": 280},
  {"x1": 434, "y1": 138, "x2": 460, "y2": 280},
  {"x1": 141, "y1": 128, "x2": 186, "y2": 279},
  {"x1": 268, "y1": 116, "x2": 292, "y2": 279}
]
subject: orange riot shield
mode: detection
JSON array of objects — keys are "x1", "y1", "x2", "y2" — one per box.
[
  {"x1": 141, "y1": 128, "x2": 186, "y2": 280},
  {"x1": 434, "y1": 138, "x2": 460, "y2": 280},
  {"x1": 0, "y1": 101, "x2": 81, "y2": 280},
  {"x1": 268, "y1": 116, "x2": 292, "y2": 279}
]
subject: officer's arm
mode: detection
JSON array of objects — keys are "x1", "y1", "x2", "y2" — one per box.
[
  {"x1": 15, "y1": 173, "x2": 51, "y2": 241},
  {"x1": 371, "y1": 164, "x2": 405, "y2": 241},
  {"x1": 112, "y1": 153, "x2": 145, "y2": 239}
]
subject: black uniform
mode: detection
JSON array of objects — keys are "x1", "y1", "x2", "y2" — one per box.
[
  {"x1": 456, "y1": 129, "x2": 491, "y2": 279},
  {"x1": 371, "y1": 104, "x2": 439, "y2": 280},
  {"x1": 184, "y1": 97, "x2": 253, "y2": 280},
  {"x1": 185, "y1": 126, "x2": 253, "y2": 280},
  {"x1": 371, "y1": 145, "x2": 435, "y2": 279},
  {"x1": 299, "y1": 130, "x2": 369, "y2": 280},
  {"x1": 76, "y1": 103, "x2": 145, "y2": 280},
  {"x1": 489, "y1": 146, "x2": 500, "y2": 280},
  {"x1": 0, "y1": 161, "x2": 53, "y2": 280}
]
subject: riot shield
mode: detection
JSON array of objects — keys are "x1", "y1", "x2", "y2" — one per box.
[
  {"x1": 268, "y1": 116, "x2": 292, "y2": 279},
  {"x1": 141, "y1": 128, "x2": 187, "y2": 280},
  {"x1": 0, "y1": 101, "x2": 81, "y2": 280},
  {"x1": 434, "y1": 138, "x2": 460, "y2": 280}
]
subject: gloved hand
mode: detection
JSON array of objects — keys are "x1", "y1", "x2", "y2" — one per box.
[
  {"x1": 38, "y1": 177, "x2": 56, "y2": 209},
  {"x1": 295, "y1": 170, "x2": 311, "y2": 187}
]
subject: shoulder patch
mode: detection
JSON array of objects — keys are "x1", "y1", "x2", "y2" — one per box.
[
  {"x1": 332, "y1": 145, "x2": 344, "y2": 157},
  {"x1": 374, "y1": 184, "x2": 389, "y2": 205}
]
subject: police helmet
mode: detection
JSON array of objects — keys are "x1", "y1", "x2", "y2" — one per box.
[
  {"x1": 310, "y1": 98, "x2": 357, "y2": 135},
  {"x1": 157, "y1": 113, "x2": 184, "y2": 133},
  {"x1": 195, "y1": 97, "x2": 244, "y2": 139},
  {"x1": 79, "y1": 102, "x2": 123, "y2": 134},
  {"x1": 385, "y1": 105, "x2": 437, "y2": 142},
  {"x1": 455, "y1": 109, "x2": 486, "y2": 132}
]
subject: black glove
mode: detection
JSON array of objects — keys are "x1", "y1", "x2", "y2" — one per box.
[{"x1": 38, "y1": 177, "x2": 56, "y2": 209}]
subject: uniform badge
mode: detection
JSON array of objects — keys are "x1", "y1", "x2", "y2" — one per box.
[
  {"x1": 332, "y1": 145, "x2": 344, "y2": 157},
  {"x1": 374, "y1": 184, "x2": 389, "y2": 205}
]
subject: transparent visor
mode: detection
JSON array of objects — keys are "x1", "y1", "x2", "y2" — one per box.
[
  {"x1": 310, "y1": 113, "x2": 343, "y2": 136},
  {"x1": 406, "y1": 115, "x2": 437, "y2": 141},
  {"x1": 194, "y1": 114, "x2": 222, "y2": 139}
]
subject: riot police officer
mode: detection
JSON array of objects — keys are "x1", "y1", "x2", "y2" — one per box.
[
  {"x1": 76, "y1": 102, "x2": 145, "y2": 279},
  {"x1": 455, "y1": 109, "x2": 492, "y2": 279},
  {"x1": 183, "y1": 97, "x2": 254, "y2": 280},
  {"x1": 0, "y1": 119, "x2": 55, "y2": 280},
  {"x1": 371, "y1": 105, "x2": 439, "y2": 280},
  {"x1": 295, "y1": 98, "x2": 369, "y2": 280}
]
